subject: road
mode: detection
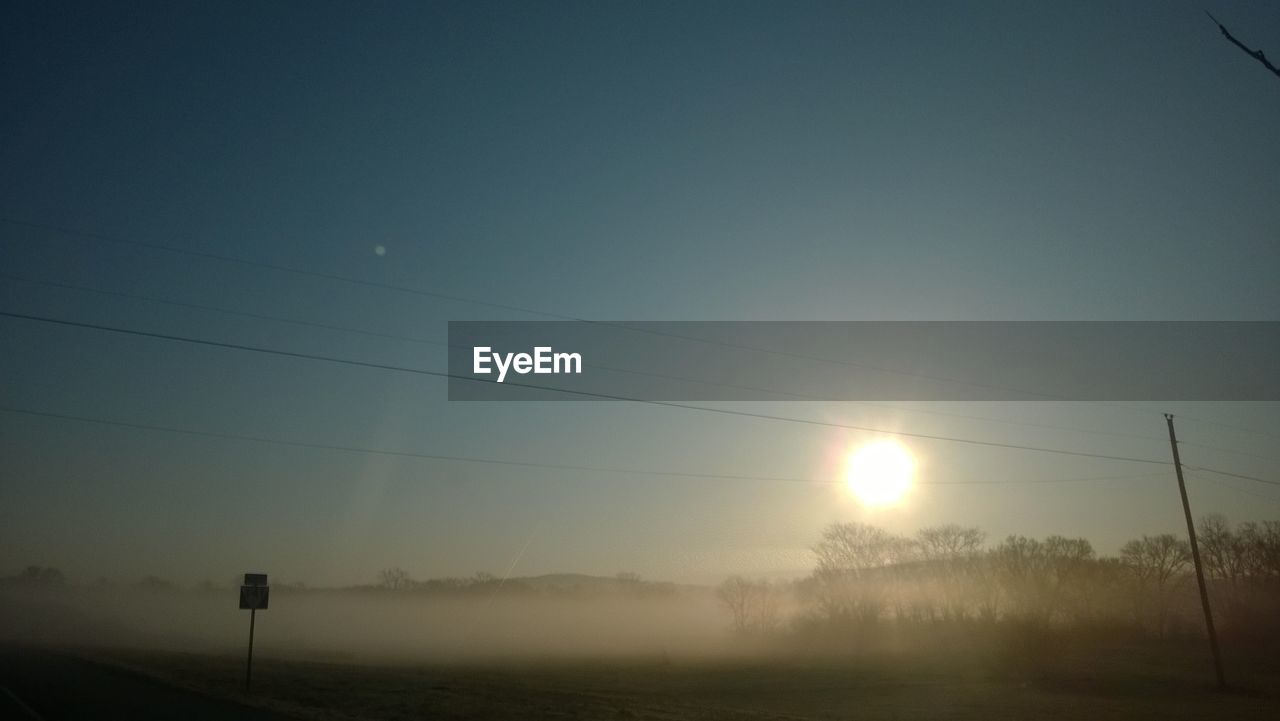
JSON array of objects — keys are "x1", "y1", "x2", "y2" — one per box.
[{"x1": 0, "y1": 646, "x2": 288, "y2": 720}]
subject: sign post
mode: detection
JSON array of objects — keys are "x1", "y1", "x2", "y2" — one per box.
[{"x1": 239, "y1": 572, "x2": 269, "y2": 692}]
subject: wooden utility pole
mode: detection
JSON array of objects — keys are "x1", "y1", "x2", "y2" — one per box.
[{"x1": 1164, "y1": 413, "x2": 1226, "y2": 689}]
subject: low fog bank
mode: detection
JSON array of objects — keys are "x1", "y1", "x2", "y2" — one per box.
[
  {"x1": 6, "y1": 515, "x2": 1279, "y2": 668},
  {"x1": 0, "y1": 574, "x2": 752, "y2": 662}
]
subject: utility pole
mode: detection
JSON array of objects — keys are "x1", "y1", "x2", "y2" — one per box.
[{"x1": 1164, "y1": 413, "x2": 1226, "y2": 690}]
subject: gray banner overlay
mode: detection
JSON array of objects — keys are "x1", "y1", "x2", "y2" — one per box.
[{"x1": 447, "y1": 322, "x2": 1280, "y2": 401}]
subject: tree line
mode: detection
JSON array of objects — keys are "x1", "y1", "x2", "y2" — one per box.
[
  {"x1": 0, "y1": 566, "x2": 679, "y2": 600},
  {"x1": 718, "y1": 515, "x2": 1280, "y2": 641}
]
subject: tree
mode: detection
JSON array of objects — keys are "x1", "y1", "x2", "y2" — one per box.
[
  {"x1": 1121, "y1": 534, "x2": 1190, "y2": 637},
  {"x1": 1238, "y1": 521, "x2": 1280, "y2": 583},
  {"x1": 813, "y1": 522, "x2": 915, "y2": 575},
  {"x1": 378, "y1": 567, "x2": 412, "y2": 590},
  {"x1": 1200, "y1": 515, "x2": 1248, "y2": 583},
  {"x1": 1199, "y1": 514, "x2": 1251, "y2": 621},
  {"x1": 16, "y1": 565, "x2": 65, "y2": 587},
  {"x1": 1205, "y1": 11, "x2": 1280, "y2": 81},
  {"x1": 716, "y1": 576, "x2": 779, "y2": 635},
  {"x1": 991, "y1": 535, "x2": 1094, "y2": 623},
  {"x1": 916, "y1": 525, "x2": 987, "y2": 620},
  {"x1": 917, "y1": 524, "x2": 986, "y2": 561},
  {"x1": 1199, "y1": 516, "x2": 1280, "y2": 628},
  {"x1": 992, "y1": 536, "x2": 1051, "y2": 621},
  {"x1": 810, "y1": 522, "x2": 914, "y2": 623}
]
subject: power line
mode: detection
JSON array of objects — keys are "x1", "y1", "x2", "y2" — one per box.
[
  {"x1": 0, "y1": 281, "x2": 1045, "y2": 408},
  {"x1": 0, "y1": 406, "x2": 825, "y2": 485},
  {"x1": 0, "y1": 272, "x2": 442, "y2": 346},
  {"x1": 0, "y1": 308, "x2": 1174, "y2": 465},
  {"x1": 1184, "y1": 470, "x2": 1280, "y2": 507},
  {"x1": 1182, "y1": 465, "x2": 1280, "y2": 487},
  {"x1": 1178, "y1": 440, "x2": 1280, "y2": 465},
  {"x1": 0, "y1": 273, "x2": 804, "y2": 399},
  {"x1": 1173, "y1": 413, "x2": 1280, "y2": 443},
  {"x1": 927, "y1": 471, "x2": 1170, "y2": 485},
  {"x1": 1, "y1": 216, "x2": 1078, "y2": 400},
  {"x1": 1, "y1": 272, "x2": 1170, "y2": 442},
  {"x1": 845, "y1": 402, "x2": 1166, "y2": 442},
  {"x1": 0, "y1": 217, "x2": 563, "y2": 319},
  {"x1": 0, "y1": 405, "x2": 1173, "y2": 488}
]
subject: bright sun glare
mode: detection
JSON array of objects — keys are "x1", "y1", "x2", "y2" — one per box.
[{"x1": 845, "y1": 441, "x2": 915, "y2": 507}]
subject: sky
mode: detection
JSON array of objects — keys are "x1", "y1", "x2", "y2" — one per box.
[{"x1": 2, "y1": 0, "x2": 1279, "y2": 587}]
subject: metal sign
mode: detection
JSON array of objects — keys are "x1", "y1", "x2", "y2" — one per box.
[
  {"x1": 240, "y1": 571, "x2": 270, "y2": 692},
  {"x1": 239, "y1": 585, "x2": 270, "y2": 610}
]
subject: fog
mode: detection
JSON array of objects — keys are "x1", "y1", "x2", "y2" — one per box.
[
  {"x1": 5, "y1": 516, "x2": 1279, "y2": 669},
  {"x1": 0, "y1": 583, "x2": 755, "y2": 663}
]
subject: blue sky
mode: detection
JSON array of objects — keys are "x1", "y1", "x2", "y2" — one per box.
[{"x1": 2, "y1": 1, "x2": 1278, "y2": 586}]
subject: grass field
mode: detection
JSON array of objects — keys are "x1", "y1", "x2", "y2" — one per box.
[{"x1": 84, "y1": 639, "x2": 1280, "y2": 721}]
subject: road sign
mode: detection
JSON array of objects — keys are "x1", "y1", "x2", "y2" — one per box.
[
  {"x1": 240, "y1": 572, "x2": 270, "y2": 692},
  {"x1": 239, "y1": 584, "x2": 270, "y2": 610}
]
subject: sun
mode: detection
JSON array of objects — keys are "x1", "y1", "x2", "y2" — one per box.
[{"x1": 845, "y1": 440, "x2": 915, "y2": 507}]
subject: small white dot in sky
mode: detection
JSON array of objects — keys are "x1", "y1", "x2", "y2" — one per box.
[{"x1": 374, "y1": 245, "x2": 386, "y2": 256}]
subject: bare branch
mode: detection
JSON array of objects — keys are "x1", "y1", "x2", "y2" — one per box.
[{"x1": 1206, "y1": 10, "x2": 1280, "y2": 80}]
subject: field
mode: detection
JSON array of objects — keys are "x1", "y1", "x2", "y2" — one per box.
[{"x1": 84, "y1": 639, "x2": 1280, "y2": 721}]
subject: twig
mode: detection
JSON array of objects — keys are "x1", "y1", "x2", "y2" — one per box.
[{"x1": 1205, "y1": 10, "x2": 1280, "y2": 80}]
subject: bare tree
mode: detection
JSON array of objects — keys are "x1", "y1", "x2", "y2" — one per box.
[
  {"x1": 813, "y1": 522, "x2": 915, "y2": 575},
  {"x1": 378, "y1": 566, "x2": 412, "y2": 590},
  {"x1": 993, "y1": 536, "x2": 1049, "y2": 621},
  {"x1": 1121, "y1": 534, "x2": 1190, "y2": 637},
  {"x1": 1198, "y1": 516, "x2": 1280, "y2": 628},
  {"x1": 1237, "y1": 521, "x2": 1280, "y2": 583},
  {"x1": 917, "y1": 524, "x2": 986, "y2": 561},
  {"x1": 811, "y1": 522, "x2": 915, "y2": 623},
  {"x1": 991, "y1": 535, "x2": 1094, "y2": 622},
  {"x1": 1206, "y1": 11, "x2": 1280, "y2": 81},
  {"x1": 716, "y1": 576, "x2": 780, "y2": 634},
  {"x1": 917, "y1": 525, "x2": 986, "y2": 620},
  {"x1": 1199, "y1": 514, "x2": 1251, "y2": 621},
  {"x1": 16, "y1": 565, "x2": 64, "y2": 586}
]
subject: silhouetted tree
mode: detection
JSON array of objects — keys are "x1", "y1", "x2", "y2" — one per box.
[
  {"x1": 1206, "y1": 11, "x2": 1280, "y2": 81},
  {"x1": 810, "y1": 522, "x2": 914, "y2": 623},
  {"x1": 378, "y1": 567, "x2": 412, "y2": 590},
  {"x1": 916, "y1": 525, "x2": 987, "y2": 620},
  {"x1": 1121, "y1": 534, "x2": 1190, "y2": 637},
  {"x1": 716, "y1": 576, "x2": 779, "y2": 634},
  {"x1": 15, "y1": 565, "x2": 65, "y2": 586},
  {"x1": 916, "y1": 524, "x2": 985, "y2": 561}
]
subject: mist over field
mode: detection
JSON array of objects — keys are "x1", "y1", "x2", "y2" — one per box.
[
  {"x1": 6, "y1": 516, "x2": 1278, "y2": 667},
  {"x1": 1, "y1": 577, "x2": 731, "y2": 661},
  {"x1": 4, "y1": 521, "x2": 1280, "y2": 719}
]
